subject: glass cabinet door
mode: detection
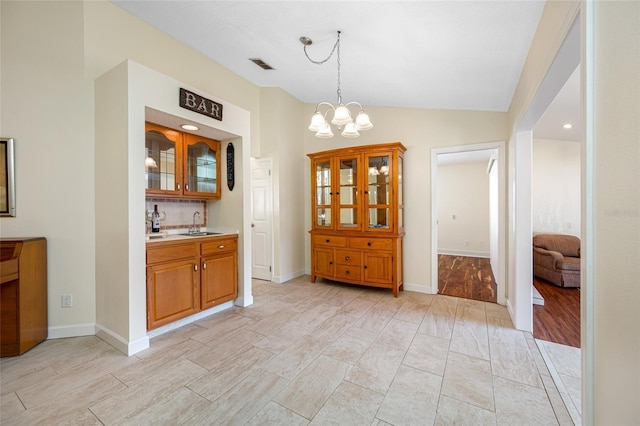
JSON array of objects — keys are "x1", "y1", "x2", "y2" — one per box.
[
  {"x1": 145, "y1": 124, "x2": 181, "y2": 194},
  {"x1": 366, "y1": 153, "x2": 391, "y2": 230},
  {"x1": 314, "y1": 159, "x2": 332, "y2": 229},
  {"x1": 337, "y1": 156, "x2": 360, "y2": 230},
  {"x1": 183, "y1": 133, "x2": 221, "y2": 199}
]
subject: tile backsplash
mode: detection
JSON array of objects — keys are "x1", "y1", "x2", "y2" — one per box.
[{"x1": 145, "y1": 198, "x2": 207, "y2": 232}]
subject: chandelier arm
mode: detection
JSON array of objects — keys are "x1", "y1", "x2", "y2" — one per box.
[
  {"x1": 344, "y1": 101, "x2": 364, "y2": 110},
  {"x1": 315, "y1": 101, "x2": 336, "y2": 112}
]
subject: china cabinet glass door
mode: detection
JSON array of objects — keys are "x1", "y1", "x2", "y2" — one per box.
[
  {"x1": 314, "y1": 159, "x2": 332, "y2": 229},
  {"x1": 398, "y1": 155, "x2": 404, "y2": 231},
  {"x1": 337, "y1": 156, "x2": 360, "y2": 231},
  {"x1": 366, "y1": 153, "x2": 391, "y2": 230},
  {"x1": 145, "y1": 126, "x2": 181, "y2": 195},
  {"x1": 183, "y1": 134, "x2": 221, "y2": 199}
]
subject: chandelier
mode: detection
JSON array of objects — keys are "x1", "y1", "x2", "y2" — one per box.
[{"x1": 300, "y1": 31, "x2": 373, "y2": 138}]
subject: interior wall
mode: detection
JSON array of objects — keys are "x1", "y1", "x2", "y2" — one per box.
[
  {"x1": 303, "y1": 106, "x2": 509, "y2": 293},
  {"x1": 532, "y1": 138, "x2": 581, "y2": 237},
  {"x1": 0, "y1": 1, "x2": 97, "y2": 336},
  {"x1": 1, "y1": 0, "x2": 262, "y2": 337},
  {"x1": 437, "y1": 162, "x2": 490, "y2": 257},
  {"x1": 590, "y1": 1, "x2": 639, "y2": 422},
  {"x1": 259, "y1": 87, "x2": 306, "y2": 283}
]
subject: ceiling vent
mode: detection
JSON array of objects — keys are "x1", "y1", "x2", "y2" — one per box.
[{"x1": 249, "y1": 58, "x2": 274, "y2": 70}]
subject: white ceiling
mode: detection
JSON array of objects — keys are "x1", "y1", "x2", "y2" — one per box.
[{"x1": 112, "y1": 0, "x2": 580, "y2": 141}]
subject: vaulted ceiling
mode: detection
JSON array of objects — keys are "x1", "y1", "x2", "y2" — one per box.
[{"x1": 112, "y1": 1, "x2": 580, "y2": 141}]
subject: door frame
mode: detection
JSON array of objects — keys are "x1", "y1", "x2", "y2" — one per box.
[{"x1": 430, "y1": 141, "x2": 507, "y2": 305}]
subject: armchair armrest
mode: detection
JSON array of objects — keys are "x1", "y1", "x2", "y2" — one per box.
[{"x1": 533, "y1": 247, "x2": 564, "y2": 270}]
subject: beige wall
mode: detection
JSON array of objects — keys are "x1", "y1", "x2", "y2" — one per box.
[
  {"x1": 259, "y1": 88, "x2": 306, "y2": 282},
  {"x1": 591, "y1": 1, "x2": 639, "y2": 423},
  {"x1": 437, "y1": 162, "x2": 491, "y2": 256},
  {"x1": 532, "y1": 138, "x2": 581, "y2": 237}
]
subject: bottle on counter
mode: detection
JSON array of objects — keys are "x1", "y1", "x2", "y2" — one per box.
[{"x1": 152, "y1": 204, "x2": 161, "y2": 233}]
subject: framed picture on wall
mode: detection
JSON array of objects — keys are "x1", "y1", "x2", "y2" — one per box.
[{"x1": 0, "y1": 138, "x2": 16, "y2": 217}]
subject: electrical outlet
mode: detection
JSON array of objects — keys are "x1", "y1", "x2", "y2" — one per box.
[
  {"x1": 465, "y1": 240, "x2": 470, "y2": 246},
  {"x1": 61, "y1": 293, "x2": 73, "y2": 308},
  {"x1": 479, "y1": 241, "x2": 484, "y2": 247}
]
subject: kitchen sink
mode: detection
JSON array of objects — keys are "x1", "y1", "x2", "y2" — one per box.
[{"x1": 178, "y1": 232, "x2": 223, "y2": 236}]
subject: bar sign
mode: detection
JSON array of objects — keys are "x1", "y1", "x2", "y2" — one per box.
[{"x1": 179, "y1": 88, "x2": 223, "y2": 121}]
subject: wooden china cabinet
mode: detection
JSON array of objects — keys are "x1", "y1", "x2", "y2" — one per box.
[{"x1": 308, "y1": 142, "x2": 406, "y2": 297}]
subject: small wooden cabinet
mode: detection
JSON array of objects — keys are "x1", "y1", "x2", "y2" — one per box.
[
  {"x1": 145, "y1": 122, "x2": 222, "y2": 199},
  {"x1": 308, "y1": 143, "x2": 405, "y2": 296},
  {"x1": 1, "y1": 238, "x2": 48, "y2": 356},
  {"x1": 145, "y1": 235, "x2": 238, "y2": 330}
]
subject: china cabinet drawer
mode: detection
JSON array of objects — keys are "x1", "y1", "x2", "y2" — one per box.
[
  {"x1": 335, "y1": 264, "x2": 361, "y2": 281},
  {"x1": 313, "y1": 235, "x2": 347, "y2": 248},
  {"x1": 147, "y1": 243, "x2": 197, "y2": 264},
  {"x1": 349, "y1": 237, "x2": 393, "y2": 251},
  {"x1": 201, "y1": 238, "x2": 237, "y2": 255},
  {"x1": 335, "y1": 250, "x2": 362, "y2": 266}
]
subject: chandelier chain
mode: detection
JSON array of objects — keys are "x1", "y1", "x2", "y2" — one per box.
[{"x1": 303, "y1": 31, "x2": 342, "y2": 104}]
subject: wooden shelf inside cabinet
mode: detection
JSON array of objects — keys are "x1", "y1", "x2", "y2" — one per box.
[
  {"x1": 308, "y1": 143, "x2": 406, "y2": 297},
  {"x1": 1, "y1": 238, "x2": 48, "y2": 357}
]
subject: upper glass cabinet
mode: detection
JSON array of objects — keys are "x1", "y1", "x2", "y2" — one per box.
[
  {"x1": 183, "y1": 133, "x2": 220, "y2": 198},
  {"x1": 337, "y1": 156, "x2": 360, "y2": 230},
  {"x1": 145, "y1": 123, "x2": 181, "y2": 196},
  {"x1": 314, "y1": 158, "x2": 332, "y2": 228},
  {"x1": 145, "y1": 122, "x2": 221, "y2": 199},
  {"x1": 365, "y1": 154, "x2": 391, "y2": 230}
]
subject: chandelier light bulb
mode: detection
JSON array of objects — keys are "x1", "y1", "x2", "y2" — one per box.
[
  {"x1": 332, "y1": 105, "x2": 353, "y2": 125},
  {"x1": 354, "y1": 110, "x2": 373, "y2": 131},
  {"x1": 308, "y1": 111, "x2": 327, "y2": 131},
  {"x1": 341, "y1": 122, "x2": 360, "y2": 138},
  {"x1": 315, "y1": 123, "x2": 334, "y2": 138}
]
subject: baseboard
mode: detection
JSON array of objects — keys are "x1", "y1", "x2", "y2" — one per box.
[
  {"x1": 146, "y1": 301, "x2": 235, "y2": 339},
  {"x1": 273, "y1": 269, "x2": 306, "y2": 283},
  {"x1": 438, "y1": 249, "x2": 490, "y2": 258},
  {"x1": 234, "y1": 295, "x2": 253, "y2": 307},
  {"x1": 95, "y1": 324, "x2": 150, "y2": 356},
  {"x1": 48, "y1": 323, "x2": 96, "y2": 339},
  {"x1": 532, "y1": 285, "x2": 545, "y2": 306},
  {"x1": 403, "y1": 282, "x2": 436, "y2": 294}
]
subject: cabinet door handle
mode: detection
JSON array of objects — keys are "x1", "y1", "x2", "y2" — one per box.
[
  {"x1": 336, "y1": 191, "x2": 340, "y2": 195},
  {"x1": 218, "y1": 245, "x2": 225, "y2": 249},
  {"x1": 346, "y1": 270, "x2": 350, "y2": 275},
  {"x1": 329, "y1": 261, "x2": 333, "y2": 265},
  {"x1": 185, "y1": 184, "x2": 189, "y2": 191},
  {"x1": 364, "y1": 265, "x2": 368, "y2": 269},
  {"x1": 367, "y1": 242, "x2": 372, "y2": 247},
  {"x1": 325, "y1": 239, "x2": 330, "y2": 243},
  {"x1": 194, "y1": 264, "x2": 198, "y2": 271},
  {"x1": 177, "y1": 184, "x2": 181, "y2": 190},
  {"x1": 203, "y1": 263, "x2": 207, "y2": 270},
  {"x1": 345, "y1": 256, "x2": 350, "y2": 261},
  {"x1": 364, "y1": 190, "x2": 368, "y2": 194}
]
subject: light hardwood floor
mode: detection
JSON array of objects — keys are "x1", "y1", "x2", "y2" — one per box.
[{"x1": 1, "y1": 277, "x2": 575, "y2": 425}]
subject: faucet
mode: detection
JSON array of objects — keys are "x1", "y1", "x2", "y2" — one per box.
[{"x1": 190, "y1": 211, "x2": 200, "y2": 234}]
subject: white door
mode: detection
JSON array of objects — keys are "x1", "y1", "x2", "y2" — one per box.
[{"x1": 250, "y1": 157, "x2": 273, "y2": 280}]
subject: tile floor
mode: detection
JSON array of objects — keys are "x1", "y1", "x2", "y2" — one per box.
[{"x1": 1, "y1": 277, "x2": 578, "y2": 425}]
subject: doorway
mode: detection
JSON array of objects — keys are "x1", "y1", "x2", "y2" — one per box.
[
  {"x1": 431, "y1": 141, "x2": 506, "y2": 305},
  {"x1": 250, "y1": 157, "x2": 273, "y2": 281}
]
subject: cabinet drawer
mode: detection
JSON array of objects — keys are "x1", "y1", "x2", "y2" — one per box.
[
  {"x1": 313, "y1": 235, "x2": 347, "y2": 248},
  {"x1": 201, "y1": 238, "x2": 237, "y2": 255},
  {"x1": 335, "y1": 250, "x2": 362, "y2": 266},
  {"x1": 349, "y1": 237, "x2": 393, "y2": 250},
  {"x1": 335, "y1": 264, "x2": 361, "y2": 281},
  {"x1": 147, "y1": 243, "x2": 197, "y2": 264}
]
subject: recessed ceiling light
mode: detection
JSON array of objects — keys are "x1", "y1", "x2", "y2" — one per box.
[
  {"x1": 562, "y1": 123, "x2": 573, "y2": 129},
  {"x1": 181, "y1": 124, "x2": 199, "y2": 131}
]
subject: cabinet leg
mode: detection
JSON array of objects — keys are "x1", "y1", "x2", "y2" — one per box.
[
  {"x1": 393, "y1": 286, "x2": 398, "y2": 297},
  {"x1": 311, "y1": 275, "x2": 316, "y2": 283}
]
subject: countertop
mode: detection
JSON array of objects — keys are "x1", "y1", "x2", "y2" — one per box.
[{"x1": 145, "y1": 230, "x2": 238, "y2": 246}]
